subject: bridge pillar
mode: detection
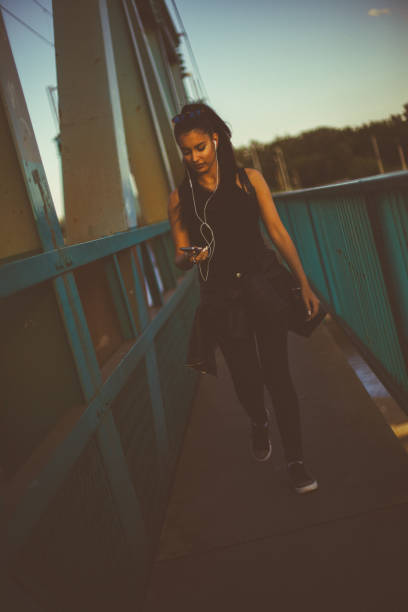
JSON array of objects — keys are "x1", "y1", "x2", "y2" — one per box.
[
  {"x1": 53, "y1": 0, "x2": 140, "y2": 244},
  {"x1": 119, "y1": 0, "x2": 185, "y2": 222},
  {"x1": 108, "y1": 0, "x2": 182, "y2": 225},
  {"x1": 54, "y1": 0, "x2": 185, "y2": 236}
]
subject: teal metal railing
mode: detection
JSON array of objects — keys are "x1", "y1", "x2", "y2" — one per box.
[
  {"x1": 272, "y1": 170, "x2": 408, "y2": 410},
  {"x1": 1, "y1": 220, "x2": 199, "y2": 603}
]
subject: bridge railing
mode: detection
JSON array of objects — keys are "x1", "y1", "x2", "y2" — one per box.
[
  {"x1": 1, "y1": 0, "x2": 202, "y2": 604},
  {"x1": 272, "y1": 170, "x2": 408, "y2": 409},
  {"x1": 1, "y1": 220, "x2": 199, "y2": 607}
]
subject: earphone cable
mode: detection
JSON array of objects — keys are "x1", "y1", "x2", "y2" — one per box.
[{"x1": 187, "y1": 152, "x2": 219, "y2": 282}]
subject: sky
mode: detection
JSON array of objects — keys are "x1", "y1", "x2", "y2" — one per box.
[
  {"x1": 1, "y1": 0, "x2": 407, "y2": 218},
  {"x1": 171, "y1": 0, "x2": 408, "y2": 146},
  {"x1": 2, "y1": 0, "x2": 62, "y2": 215}
]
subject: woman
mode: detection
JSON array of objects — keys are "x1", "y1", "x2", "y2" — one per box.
[{"x1": 168, "y1": 103, "x2": 320, "y2": 494}]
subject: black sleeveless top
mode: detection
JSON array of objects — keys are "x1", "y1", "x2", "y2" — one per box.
[
  {"x1": 180, "y1": 168, "x2": 266, "y2": 286},
  {"x1": 180, "y1": 168, "x2": 288, "y2": 375}
]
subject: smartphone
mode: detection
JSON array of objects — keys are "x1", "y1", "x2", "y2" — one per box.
[{"x1": 180, "y1": 246, "x2": 203, "y2": 254}]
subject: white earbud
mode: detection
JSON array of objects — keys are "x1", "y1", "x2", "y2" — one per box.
[{"x1": 213, "y1": 140, "x2": 217, "y2": 150}]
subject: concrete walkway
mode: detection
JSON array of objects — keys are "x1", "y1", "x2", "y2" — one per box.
[{"x1": 144, "y1": 317, "x2": 408, "y2": 612}]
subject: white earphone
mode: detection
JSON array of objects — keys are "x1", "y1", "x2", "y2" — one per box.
[{"x1": 186, "y1": 140, "x2": 219, "y2": 282}]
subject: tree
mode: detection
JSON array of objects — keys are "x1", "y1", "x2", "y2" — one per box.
[{"x1": 235, "y1": 102, "x2": 408, "y2": 189}]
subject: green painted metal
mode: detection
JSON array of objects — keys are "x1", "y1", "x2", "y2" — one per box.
[
  {"x1": 5, "y1": 269, "x2": 196, "y2": 559},
  {"x1": 140, "y1": 242, "x2": 163, "y2": 308},
  {"x1": 273, "y1": 171, "x2": 408, "y2": 409},
  {"x1": 0, "y1": 222, "x2": 170, "y2": 299},
  {"x1": 109, "y1": 255, "x2": 138, "y2": 338},
  {"x1": 145, "y1": 347, "x2": 169, "y2": 474},
  {"x1": 370, "y1": 189, "x2": 408, "y2": 356},
  {"x1": 54, "y1": 274, "x2": 102, "y2": 401},
  {"x1": 155, "y1": 281, "x2": 200, "y2": 466},
  {"x1": 275, "y1": 170, "x2": 408, "y2": 198},
  {"x1": 113, "y1": 254, "x2": 139, "y2": 337},
  {"x1": 96, "y1": 410, "x2": 149, "y2": 588},
  {"x1": 150, "y1": 235, "x2": 177, "y2": 291},
  {"x1": 130, "y1": 247, "x2": 150, "y2": 330},
  {"x1": 162, "y1": 231, "x2": 184, "y2": 281}
]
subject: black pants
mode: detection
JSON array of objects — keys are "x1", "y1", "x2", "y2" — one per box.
[{"x1": 216, "y1": 308, "x2": 303, "y2": 463}]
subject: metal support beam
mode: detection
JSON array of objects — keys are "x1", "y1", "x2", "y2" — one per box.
[
  {"x1": 126, "y1": 0, "x2": 184, "y2": 186},
  {"x1": 108, "y1": 0, "x2": 174, "y2": 225},
  {"x1": 53, "y1": 0, "x2": 140, "y2": 244}
]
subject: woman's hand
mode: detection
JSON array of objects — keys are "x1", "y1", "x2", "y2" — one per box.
[
  {"x1": 300, "y1": 284, "x2": 321, "y2": 319},
  {"x1": 189, "y1": 246, "x2": 209, "y2": 264}
]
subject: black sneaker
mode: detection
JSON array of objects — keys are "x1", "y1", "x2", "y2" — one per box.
[
  {"x1": 251, "y1": 418, "x2": 272, "y2": 462},
  {"x1": 287, "y1": 460, "x2": 318, "y2": 494}
]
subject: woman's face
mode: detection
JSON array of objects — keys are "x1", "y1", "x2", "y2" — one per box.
[{"x1": 177, "y1": 129, "x2": 218, "y2": 175}]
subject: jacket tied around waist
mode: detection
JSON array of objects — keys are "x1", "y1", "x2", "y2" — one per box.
[{"x1": 185, "y1": 247, "x2": 291, "y2": 376}]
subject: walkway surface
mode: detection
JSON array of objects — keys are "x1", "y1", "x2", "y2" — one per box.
[{"x1": 144, "y1": 317, "x2": 408, "y2": 612}]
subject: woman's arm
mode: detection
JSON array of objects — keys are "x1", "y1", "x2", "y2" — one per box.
[
  {"x1": 167, "y1": 189, "x2": 209, "y2": 270},
  {"x1": 246, "y1": 168, "x2": 309, "y2": 286},
  {"x1": 246, "y1": 168, "x2": 321, "y2": 317},
  {"x1": 168, "y1": 189, "x2": 193, "y2": 270}
]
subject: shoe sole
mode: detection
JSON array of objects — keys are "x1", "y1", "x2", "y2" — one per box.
[
  {"x1": 251, "y1": 407, "x2": 272, "y2": 462},
  {"x1": 252, "y1": 439, "x2": 272, "y2": 462},
  {"x1": 294, "y1": 480, "x2": 318, "y2": 494}
]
